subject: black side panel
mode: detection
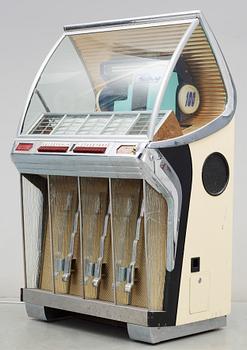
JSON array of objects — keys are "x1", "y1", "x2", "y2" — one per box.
[
  {"x1": 160, "y1": 145, "x2": 192, "y2": 326},
  {"x1": 20, "y1": 288, "x2": 24, "y2": 302}
]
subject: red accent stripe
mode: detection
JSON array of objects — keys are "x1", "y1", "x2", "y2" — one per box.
[
  {"x1": 15, "y1": 143, "x2": 33, "y2": 151},
  {"x1": 73, "y1": 146, "x2": 107, "y2": 154},
  {"x1": 38, "y1": 146, "x2": 69, "y2": 153}
]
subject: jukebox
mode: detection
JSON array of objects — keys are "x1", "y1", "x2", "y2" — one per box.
[{"x1": 11, "y1": 11, "x2": 236, "y2": 343}]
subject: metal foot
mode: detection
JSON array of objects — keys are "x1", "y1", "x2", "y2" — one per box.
[
  {"x1": 25, "y1": 303, "x2": 71, "y2": 321},
  {"x1": 127, "y1": 316, "x2": 226, "y2": 344}
]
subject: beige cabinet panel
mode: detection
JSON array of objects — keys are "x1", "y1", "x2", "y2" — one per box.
[{"x1": 190, "y1": 273, "x2": 210, "y2": 314}]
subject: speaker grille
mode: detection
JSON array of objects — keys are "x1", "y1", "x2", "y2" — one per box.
[{"x1": 202, "y1": 152, "x2": 229, "y2": 196}]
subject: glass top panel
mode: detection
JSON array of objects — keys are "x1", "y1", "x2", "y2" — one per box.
[{"x1": 22, "y1": 22, "x2": 189, "y2": 136}]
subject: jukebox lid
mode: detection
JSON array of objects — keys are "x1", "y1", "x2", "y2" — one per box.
[{"x1": 17, "y1": 11, "x2": 235, "y2": 146}]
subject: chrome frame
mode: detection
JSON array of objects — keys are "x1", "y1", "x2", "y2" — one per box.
[
  {"x1": 47, "y1": 175, "x2": 55, "y2": 293},
  {"x1": 20, "y1": 175, "x2": 27, "y2": 289},
  {"x1": 109, "y1": 178, "x2": 117, "y2": 304},
  {"x1": 63, "y1": 11, "x2": 200, "y2": 32},
  {"x1": 77, "y1": 177, "x2": 85, "y2": 298},
  {"x1": 64, "y1": 19, "x2": 193, "y2": 37},
  {"x1": 141, "y1": 149, "x2": 182, "y2": 271}
]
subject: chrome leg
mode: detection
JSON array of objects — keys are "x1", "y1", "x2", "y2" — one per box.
[
  {"x1": 25, "y1": 303, "x2": 71, "y2": 321},
  {"x1": 127, "y1": 316, "x2": 226, "y2": 344}
]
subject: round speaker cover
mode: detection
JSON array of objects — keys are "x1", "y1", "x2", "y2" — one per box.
[
  {"x1": 178, "y1": 84, "x2": 200, "y2": 115},
  {"x1": 202, "y1": 152, "x2": 229, "y2": 196}
]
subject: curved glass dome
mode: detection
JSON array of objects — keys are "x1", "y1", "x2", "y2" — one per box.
[
  {"x1": 21, "y1": 23, "x2": 189, "y2": 137},
  {"x1": 20, "y1": 17, "x2": 231, "y2": 144}
]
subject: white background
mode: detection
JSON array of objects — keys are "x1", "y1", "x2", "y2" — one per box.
[{"x1": 0, "y1": 0, "x2": 246, "y2": 301}]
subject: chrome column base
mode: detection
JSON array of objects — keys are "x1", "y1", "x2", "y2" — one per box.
[
  {"x1": 22, "y1": 288, "x2": 149, "y2": 325},
  {"x1": 23, "y1": 290, "x2": 226, "y2": 344},
  {"x1": 25, "y1": 302, "x2": 71, "y2": 321},
  {"x1": 127, "y1": 316, "x2": 226, "y2": 344}
]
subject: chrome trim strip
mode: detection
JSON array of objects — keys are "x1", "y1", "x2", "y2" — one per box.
[
  {"x1": 141, "y1": 149, "x2": 182, "y2": 271},
  {"x1": 142, "y1": 180, "x2": 149, "y2": 305},
  {"x1": 148, "y1": 19, "x2": 199, "y2": 140},
  {"x1": 65, "y1": 19, "x2": 193, "y2": 36},
  {"x1": 47, "y1": 175, "x2": 55, "y2": 293},
  {"x1": 109, "y1": 178, "x2": 117, "y2": 304},
  {"x1": 77, "y1": 177, "x2": 85, "y2": 298},
  {"x1": 22, "y1": 288, "x2": 148, "y2": 326},
  {"x1": 64, "y1": 11, "x2": 201, "y2": 32},
  {"x1": 157, "y1": 153, "x2": 182, "y2": 270},
  {"x1": 16, "y1": 134, "x2": 149, "y2": 142},
  {"x1": 20, "y1": 175, "x2": 27, "y2": 289}
]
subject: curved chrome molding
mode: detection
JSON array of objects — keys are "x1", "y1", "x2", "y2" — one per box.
[
  {"x1": 66, "y1": 19, "x2": 193, "y2": 37},
  {"x1": 149, "y1": 13, "x2": 237, "y2": 148},
  {"x1": 64, "y1": 10, "x2": 201, "y2": 32},
  {"x1": 148, "y1": 19, "x2": 199, "y2": 140},
  {"x1": 141, "y1": 149, "x2": 182, "y2": 271}
]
